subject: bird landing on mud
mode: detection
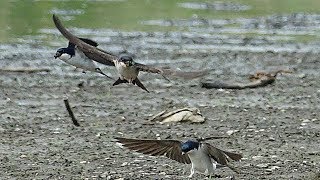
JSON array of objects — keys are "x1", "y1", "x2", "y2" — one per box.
[{"x1": 115, "y1": 137, "x2": 242, "y2": 178}]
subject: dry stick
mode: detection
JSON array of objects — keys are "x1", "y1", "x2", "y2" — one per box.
[
  {"x1": 0, "y1": 67, "x2": 50, "y2": 73},
  {"x1": 63, "y1": 99, "x2": 80, "y2": 127}
]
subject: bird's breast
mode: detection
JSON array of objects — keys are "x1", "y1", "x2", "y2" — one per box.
[
  {"x1": 60, "y1": 52, "x2": 97, "y2": 72},
  {"x1": 188, "y1": 148, "x2": 215, "y2": 174},
  {"x1": 58, "y1": 53, "x2": 72, "y2": 61},
  {"x1": 115, "y1": 61, "x2": 139, "y2": 82}
]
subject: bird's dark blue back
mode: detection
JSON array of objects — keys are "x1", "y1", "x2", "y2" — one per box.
[
  {"x1": 57, "y1": 47, "x2": 75, "y2": 56},
  {"x1": 181, "y1": 140, "x2": 200, "y2": 153}
]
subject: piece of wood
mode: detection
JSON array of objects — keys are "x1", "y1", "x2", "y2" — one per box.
[
  {"x1": 201, "y1": 69, "x2": 292, "y2": 89},
  {"x1": 63, "y1": 99, "x2": 80, "y2": 127},
  {"x1": 201, "y1": 78, "x2": 275, "y2": 89},
  {"x1": 0, "y1": 67, "x2": 50, "y2": 73}
]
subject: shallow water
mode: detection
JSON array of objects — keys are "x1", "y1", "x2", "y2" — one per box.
[{"x1": 1, "y1": 0, "x2": 320, "y2": 42}]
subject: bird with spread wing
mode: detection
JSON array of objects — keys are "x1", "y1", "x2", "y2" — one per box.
[
  {"x1": 115, "y1": 137, "x2": 242, "y2": 178},
  {"x1": 52, "y1": 14, "x2": 168, "y2": 92}
]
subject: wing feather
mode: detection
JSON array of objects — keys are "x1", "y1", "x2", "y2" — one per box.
[
  {"x1": 134, "y1": 63, "x2": 163, "y2": 74},
  {"x1": 115, "y1": 137, "x2": 191, "y2": 164},
  {"x1": 204, "y1": 143, "x2": 242, "y2": 165},
  {"x1": 134, "y1": 63, "x2": 170, "y2": 81}
]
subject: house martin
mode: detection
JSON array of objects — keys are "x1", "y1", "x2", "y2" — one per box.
[
  {"x1": 115, "y1": 137, "x2": 242, "y2": 178},
  {"x1": 54, "y1": 37, "x2": 113, "y2": 79}
]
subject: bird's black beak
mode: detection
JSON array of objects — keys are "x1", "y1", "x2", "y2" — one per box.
[{"x1": 54, "y1": 52, "x2": 61, "y2": 59}]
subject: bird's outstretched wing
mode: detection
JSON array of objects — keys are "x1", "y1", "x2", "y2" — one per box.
[
  {"x1": 52, "y1": 14, "x2": 116, "y2": 66},
  {"x1": 134, "y1": 63, "x2": 170, "y2": 81},
  {"x1": 162, "y1": 68, "x2": 209, "y2": 80},
  {"x1": 203, "y1": 143, "x2": 242, "y2": 165},
  {"x1": 134, "y1": 62, "x2": 163, "y2": 74},
  {"x1": 115, "y1": 137, "x2": 191, "y2": 164},
  {"x1": 78, "y1": 38, "x2": 99, "y2": 47}
]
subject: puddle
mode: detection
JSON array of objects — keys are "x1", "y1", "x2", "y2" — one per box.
[
  {"x1": 49, "y1": 8, "x2": 84, "y2": 16},
  {"x1": 178, "y1": 2, "x2": 251, "y2": 11}
]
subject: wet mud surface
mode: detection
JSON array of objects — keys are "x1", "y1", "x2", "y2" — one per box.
[{"x1": 1, "y1": 12, "x2": 320, "y2": 180}]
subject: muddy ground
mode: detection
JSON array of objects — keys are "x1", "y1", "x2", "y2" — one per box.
[{"x1": 1, "y1": 13, "x2": 320, "y2": 180}]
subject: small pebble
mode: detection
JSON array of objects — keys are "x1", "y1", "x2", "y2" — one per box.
[
  {"x1": 256, "y1": 163, "x2": 269, "y2": 168},
  {"x1": 252, "y1": 155, "x2": 263, "y2": 160},
  {"x1": 302, "y1": 119, "x2": 310, "y2": 123},
  {"x1": 268, "y1": 137, "x2": 276, "y2": 141},
  {"x1": 226, "y1": 130, "x2": 238, "y2": 135},
  {"x1": 266, "y1": 166, "x2": 280, "y2": 172},
  {"x1": 121, "y1": 162, "x2": 128, "y2": 166}
]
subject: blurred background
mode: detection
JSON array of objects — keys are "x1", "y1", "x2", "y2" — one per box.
[{"x1": 1, "y1": 0, "x2": 320, "y2": 43}]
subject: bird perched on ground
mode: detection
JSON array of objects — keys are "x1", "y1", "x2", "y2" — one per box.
[
  {"x1": 54, "y1": 37, "x2": 113, "y2": 79},
  {"x1": 115, "y1": 137, "x2": 242, "y2": 178},
  {"x1": 52, "y1": 14, "x2": 167, "y2": 92}
]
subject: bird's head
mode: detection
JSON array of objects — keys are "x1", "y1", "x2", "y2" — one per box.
[
  {"x1": 181, "y1": 140, "x2": 200, "y2": 154},
  {"x1": 54, "y1": 47, "x2": 75, "y2": 60},
  {"x1": 119, "y1": 55, "x2": 134, "y2": 67}
]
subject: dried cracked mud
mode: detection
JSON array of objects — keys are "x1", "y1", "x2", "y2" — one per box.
[{"x1": 1, "y1": 13, "x2": 320, "y2": 180}]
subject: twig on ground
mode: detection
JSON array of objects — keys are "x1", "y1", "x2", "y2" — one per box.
[
  {"x1": 201, "y1": 69, "x2": 292, "y2": 89},
  {"x1": 63, "y1": 99, "x2": 80, "y2": 127},
  {"x1": 0, "y1": 67, "x2": 50, "y2": 73}
]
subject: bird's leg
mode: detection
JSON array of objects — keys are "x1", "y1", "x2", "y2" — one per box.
[
  {"x1": 188, "y1": 165, "x2": 195, "y2": 178},
  {"x1": 205, "y1": 170, "x2": 212, "y2": 179},
  {"x1": 204, "y1": 169, "x2": 214, "y2": 179}
]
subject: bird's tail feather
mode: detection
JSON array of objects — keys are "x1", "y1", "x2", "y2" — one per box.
[
  {"x1": 223, "y1": 150, "x2": 243, "y2": 161},
  {"x1": 133, "y1": 78, "x2": 149, "y2": 93},
  {"x1": 113, "y1": 78, "x2": 129, "y2": 86}
]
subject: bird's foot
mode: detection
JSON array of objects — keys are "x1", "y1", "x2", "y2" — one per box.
[
  {"x1": 206, "y1": 174, "x2": 222, "y2": 178},
  {"x1": 188, "y1": 171, "x2": 195, "y2": 178}
]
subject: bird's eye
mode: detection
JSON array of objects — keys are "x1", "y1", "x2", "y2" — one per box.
[{"x1": 120, "y1": 55, "x2": 133, "y2": 62}]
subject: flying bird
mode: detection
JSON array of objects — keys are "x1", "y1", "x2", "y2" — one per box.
[
  {"x1": 52, "y1": 14, "x2": 167, "y2": 92},
  {"x1": 54, "y1": 37, "x2": 113, "y2": 79},
  {"x1": 115, "y1": 137, "x2": 242, "y2": 178}
]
